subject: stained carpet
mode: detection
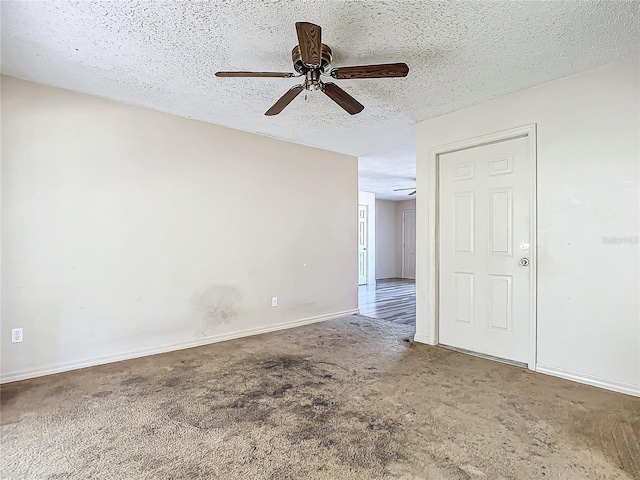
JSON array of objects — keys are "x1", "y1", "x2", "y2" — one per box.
[{"x1": 1, "y1": 315, "x2": 639, "y2": 479}]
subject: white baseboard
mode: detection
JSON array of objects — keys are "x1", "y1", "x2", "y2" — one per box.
[
  {"x1": 0, "y1": 308, "x2": 360, "y2": 384},
  {"x1": 413, "y1": 334, "x2": 433, "y2": 345},
  {"x1": 536, "y1": 363, "x2": 640, "y2": 397},
  {"x1": 405, "y1": 343, "x2": 639, "y2": 397}
]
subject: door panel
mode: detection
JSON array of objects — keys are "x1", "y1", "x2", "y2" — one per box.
[
  {"x1": 439, "y1": 136, "x2": 531, "y2": 364},
  {"x1": 453, "y1": 272, "x2": 473, "y2": 324},
  {"x1": 489, "y1": 188, "x2": 512, "y2": 255},
  {"x1": 454, "y1": 193, "x2": 474, "y2": 253},
  {"x1": 358, "y1": 204, "x2": 368, "y2": 285},
  {"x1": 488, "y1": 274, "x2": 512, "y2": 332}
]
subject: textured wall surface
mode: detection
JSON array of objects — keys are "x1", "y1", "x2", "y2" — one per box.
[
  {"x1": 2, "y1": 1, "x2": 639, "y2": 198},
  {"x1": 1, "y1": 76, "x2": 358, "y2": 381}
]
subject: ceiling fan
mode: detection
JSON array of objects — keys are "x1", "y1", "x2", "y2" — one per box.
[
  {"x1": 216, "y1": 22, "x2": 409, "y2": 116},
  {"x1": 394, "y1": 187, "x2": 416, "y2": 196}
]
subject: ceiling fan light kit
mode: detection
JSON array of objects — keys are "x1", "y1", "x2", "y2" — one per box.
[{"x1": 216, "y1": 22, "x2": 409, "y2": 116}]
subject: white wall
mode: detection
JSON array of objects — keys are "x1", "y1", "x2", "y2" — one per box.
[
  {"x1": 375, "y1": 199, "x2": 397, "y2": 279},
  {"x1": 358, "y1": 191, "x2": 376, "y2": 284},
  {"x1": 1, "y1": 76, "x2": 359, "y2": 382},
  {"x1": 395, "y1": 199, "x2": 416, "y2": 278},
  {"x1": 415, "y1": 58, "x2": 640, "y2": 396}
]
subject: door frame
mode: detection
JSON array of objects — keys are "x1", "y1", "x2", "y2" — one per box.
[
  {"x1": 401, "y1": 210, "x2": 416, "y2": 279},
  {"x1": 420, "y1": 124, "x2": 538, "y2": 370}
]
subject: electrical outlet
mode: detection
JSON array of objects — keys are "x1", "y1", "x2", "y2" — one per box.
[
  {"x1": 271, "y1": 297, "x2": 278, "y2": 307},
  {"x1": 12, "y1": 328, "x2": 23, "y2": 343}
]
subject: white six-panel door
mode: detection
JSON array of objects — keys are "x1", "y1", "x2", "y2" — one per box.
[
  {"x1": 402, "y1": 210, "x2": 416, "y2": 279},
  {"x1": 439, "y1": 136, "x2": 532, "y2": 364},
  {"x1": 358, "y1": 204, "x2": 368, "y2": 285}
]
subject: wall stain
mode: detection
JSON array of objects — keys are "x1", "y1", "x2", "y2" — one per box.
[{"x1": 192, "y1": 284, "x2": 241, "y2": 334}]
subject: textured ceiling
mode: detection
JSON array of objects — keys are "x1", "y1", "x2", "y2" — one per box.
[{"x1": 2, "y1": 1, "x2": 639, "y2": 200}]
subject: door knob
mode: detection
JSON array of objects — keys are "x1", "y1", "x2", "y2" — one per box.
[{"x1": 519, "y1": 258, "x2": 530, "y2": 267}]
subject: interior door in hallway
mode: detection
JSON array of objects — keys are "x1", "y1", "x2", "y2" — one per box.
[
  {"x1": 439, "y1": 136, "x2": 533, "y2": 364},
  {"x1": 402, "y1": 210, "x2": 416, "y2": 279},
  {"x1": 358, "y1": 204, "x2": 368, "y2": 285}
]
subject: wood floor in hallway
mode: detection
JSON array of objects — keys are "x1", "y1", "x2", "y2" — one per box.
[{"x1": 358, "y1": 278, "x2": 416, "y2": 326}]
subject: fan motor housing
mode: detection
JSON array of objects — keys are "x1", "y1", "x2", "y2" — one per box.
[{"x1": 292, "y1": 44, "x2": 333, "y2": 74}]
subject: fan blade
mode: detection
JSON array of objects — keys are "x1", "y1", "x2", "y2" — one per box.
[
  {"x1": 295, "y1": 22, "x2": 322, "y2": 66},
  {"x1": 409, "y1": 191, "x2": 416, "y2": 196},
  {"x1": 216, "y1": 71, "x2": 296, "y2": 78},
  {"x1": 330, "y1": 63, "x2": 409, "y2": 80},
  {"x1": 322, "y1": 83, "x2": 364, "y2": 115},
  {"x1": 265, "y1": 85, "x2": 304, "y2": 116},
  {"x1": 393, "y1": 187, "x2": 416, "y2": 191}
]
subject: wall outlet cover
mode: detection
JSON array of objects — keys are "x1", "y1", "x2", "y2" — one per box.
[{"x1": 12, "y1": 328, "x2": 23, "y2": 343}]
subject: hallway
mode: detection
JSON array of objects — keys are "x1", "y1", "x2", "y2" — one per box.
[{"x1": 358, "y1": 278, "x2": 416, "y2": 326}]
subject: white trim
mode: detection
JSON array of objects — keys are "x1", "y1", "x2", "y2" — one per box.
[
  {"x1": 424, "y1": 124, "x2": 538, "y2": 370},
  {"x1": 413, "y1": 334, "x2": 431, "y2": 344},
  {"x1": 536, "y1": 364, "x2": 640, "y2": 398},
  {"x1": 0, "y1": 309, "x2": 360, "y2": 384},
  {"x1": 401, "y1": 209, "x2": 416, "y2": 279}
]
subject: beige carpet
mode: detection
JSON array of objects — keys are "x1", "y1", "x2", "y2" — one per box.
[{"x1": 1, "y1": 315, "x2": 639, "y2": 479}]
